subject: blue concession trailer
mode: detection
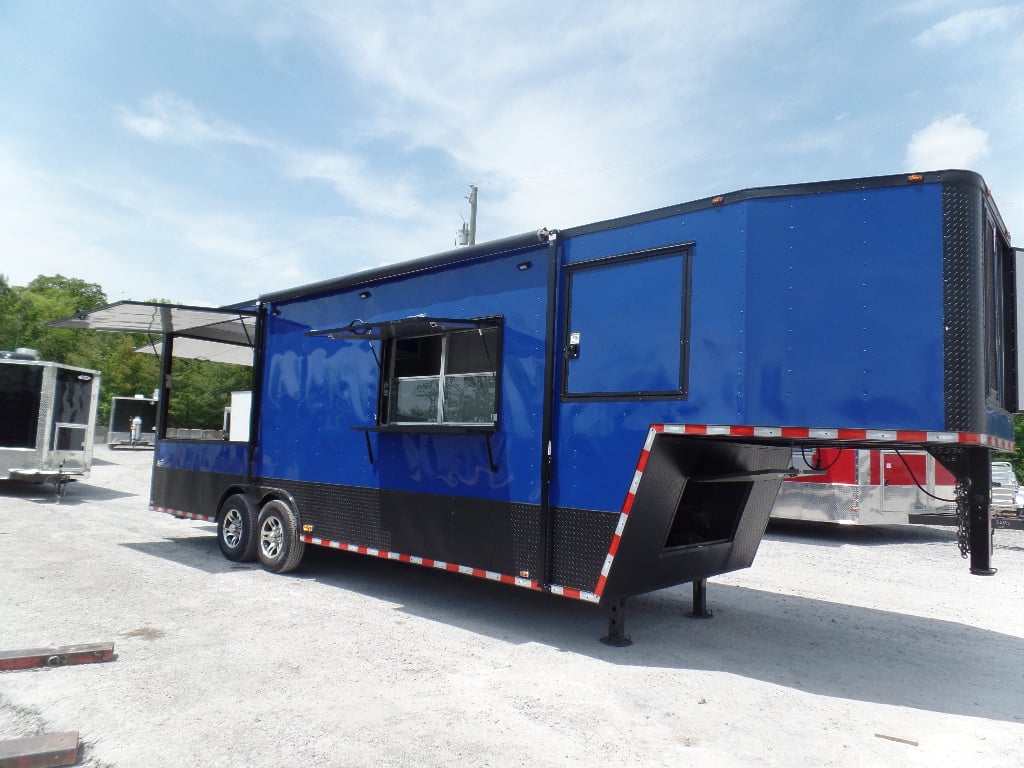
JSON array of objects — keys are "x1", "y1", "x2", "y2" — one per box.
[{"x1": 54, "y1": 170, "x2": 1022, "y2": 642}]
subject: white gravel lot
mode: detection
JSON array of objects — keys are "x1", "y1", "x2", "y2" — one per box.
[{"x1": 2, "y1": 448, "x2": 1023, "y2": 767}]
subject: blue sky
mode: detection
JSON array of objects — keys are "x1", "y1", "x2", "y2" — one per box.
[{"x1": 2, "y1": 1, "x2": 1022, "y2": 307}]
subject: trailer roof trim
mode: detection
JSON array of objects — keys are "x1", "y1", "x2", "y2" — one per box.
[
  {"x1": 263, "y1": 229, "x2": 552, "y2": 304},
  {"x1": 48, "y1": 301, "x2": 257, "y2": 364},
  {"x1": 308, "y1": 315, "x2": 500, "y2": 341},
  {"x1": 561, "y1": 169, "x2": 1006, "y2": 240}
]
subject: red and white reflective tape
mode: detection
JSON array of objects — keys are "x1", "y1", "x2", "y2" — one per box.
[
  {"x1": 156, "y1": 420, "x2": 1012, "y2": 605},
  {"x1": 586, "y1": 425, "x2": 662, "y2": 602},
  {"x1": 299, "y1": 535, "x2": 542, "y2": 592},
  {"x1": 548, "y1": 584, "x2": 601, "y2": 603},
  {"x1": 584, "y1": 421, "x2": 1015, "y2": 602},
  {"x1": 658, "y1": 423, "x2": 1015, "y2": 451},
  {"x1": 151, "y1": 505, "x2": 215, "y2": 522}
]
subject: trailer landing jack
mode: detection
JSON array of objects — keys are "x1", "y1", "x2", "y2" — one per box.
[
  {"x1": 600, "y1": 598, "x2": 631, "y2": 647},
  {"x1": 966, "y1": 446, "x2": 997, "y2": 576},
  {"x1": 601, "y1": 579, "x2": 714, "y2": 646},
  {"x1": 686, "y1": 578, "x2": 713, "y2": 619}
]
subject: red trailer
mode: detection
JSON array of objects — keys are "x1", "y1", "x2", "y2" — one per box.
[{"x1": 774, "y1": 448, "x2": 1024, "y2": 530}]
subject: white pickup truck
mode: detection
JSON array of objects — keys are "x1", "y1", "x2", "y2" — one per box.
[{"x1": 991, "y1": 461, "x2": 1023, "y2": 515}]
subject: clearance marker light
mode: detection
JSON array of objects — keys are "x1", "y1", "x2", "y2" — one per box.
[
  {"x1": 907, "y1": 174, "x2": 924, "y2": 183},
  {"x1": 711, "y1": 196, "x2": 724, "y2": 205}
]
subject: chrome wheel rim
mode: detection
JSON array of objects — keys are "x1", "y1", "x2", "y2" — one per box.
[
  {"x1": 222, "y1": 508, "x2": 243, "y2": 548},
  {"x1": 261, "y1": 515, "x2": 283, "y2": 559}
]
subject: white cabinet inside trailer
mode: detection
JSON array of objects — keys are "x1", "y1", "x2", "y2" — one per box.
[{"x1": 228, "y1": 390, "x2": 251, "y2": 443}]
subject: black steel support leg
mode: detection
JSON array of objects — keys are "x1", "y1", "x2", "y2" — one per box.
[
  {"x1": 600, "y1": 598, "x2": 632, "y2": 646},
  {"x1": 967, "y1": 447, "x2": 996, "y2": 575},
  {"x1": 686, "y1": 578, "x2": 713, "y2": 619}
]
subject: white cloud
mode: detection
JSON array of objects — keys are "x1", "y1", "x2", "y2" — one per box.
[
  {"x1": 278, "y1": 0, "x2": 798, "y2": 230},
  {"x1": 70, "y1": 172, "x2": 332, "y2": 303},
  {"x1": 118, "y1": 92, "x2": 439, "y2": 224},
  {"x1": 0, "y1": 139, "x2": 335, "y2": 305},
  {"x1": 118, "y1": 93, "x2": 269, "y2": 148},
  {"x1": 914, "y1": 6, "x2": 1022, "y2": 46},
  {"x1": 905, "y1": 114, "x2": 989, "y2": 170},
  {"x1": 13, "y1": 0, "x2": 1022, "y2": 311},
  {"x1": 282, "y1": 150, "x2": 427, "y2": 220},
  {"x1": 0, "y1": 142, "x2": 111, "y2": 289}
]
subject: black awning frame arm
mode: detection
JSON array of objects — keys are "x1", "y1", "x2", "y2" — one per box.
[{"x1": 307, "y1": 315, "x2": 501, "y2": 341}]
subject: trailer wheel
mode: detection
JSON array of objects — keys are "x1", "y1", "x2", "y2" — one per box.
[
  {"x1": 217, "y1": 494, "x2": 258, "y2": 562},
  {"x1": 257, "y1": 499, "x2": 305, "y2": 574}
]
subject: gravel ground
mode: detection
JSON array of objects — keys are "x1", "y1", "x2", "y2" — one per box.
[{"x1": 1, "y1": 448, "x2": 1023, "y2": 767}]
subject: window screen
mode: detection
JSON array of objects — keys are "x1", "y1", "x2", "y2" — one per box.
[{"x1": 385, "y1": 327, "x2": 499, "y2": 426}]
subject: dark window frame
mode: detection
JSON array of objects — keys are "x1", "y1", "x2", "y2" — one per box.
[
  {"x1": 561, "y1": 243, "x2": 692, "y2": 402},
  {"x1": 378, "y1": 318, "x2": 503, "y2": 431}
]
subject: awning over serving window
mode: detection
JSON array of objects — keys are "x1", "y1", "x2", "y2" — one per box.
[
  {"x1": 307, "y1": 316, "x2": 500, "y2": 341},
  {"x1": 47, "y1": 301, "x2": 257, "y2": 366},
  {"x1": 136, "y1": 337, "x2": 254, "y2": 366}
]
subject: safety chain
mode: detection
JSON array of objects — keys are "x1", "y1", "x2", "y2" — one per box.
[
  {"x1": 955, "y1": 477, "x2": 971, "y2": 559},
  {"x1": 929, "y1": 446, "x2": 971, "y2": 559}
]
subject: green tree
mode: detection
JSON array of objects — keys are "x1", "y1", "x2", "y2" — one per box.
[
  {"x1": 2, "y1": 274, "x2": 252, "y2": 434},
  {"x1": 168, "y1": 358, "x2": 251, "y2": 431},
  {"x1": 88, "y1": 334, "x2": 162, "y2": 424},
  {"x1": 100, "y1": 334, "x2": 161, "y2": 399},
  {"x1": 0, "y1": 274, "x2": 31, "y2": 351},
  {"x1": 8, "y1": 274, "x2": 107, "y2": 362},
  {"x1": 994, "y1": 414, "x2": 1024, "y2": 480}
]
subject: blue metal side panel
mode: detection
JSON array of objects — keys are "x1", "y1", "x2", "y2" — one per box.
[
  {"x1": 742, "y1": 184, "x2": 945, "y2": 429},
  {"x1": 552, "y1": 184, "x2": 948, "y2": 515},
  {"x1": 555, "y1": 206, "x2": 752, "y2": 513},
  {"x1": 155, "y1": 440, "x2": 248, "y2": 474},
  {"x1": 562, "y1": 204, "x2": 750, "y2": 421},
  {"x1": 255, "y1": 245, "x2": 550, "y2": 505},
  {"x1": 566, "y1": 252, "x2": 685, "y2": 394}
]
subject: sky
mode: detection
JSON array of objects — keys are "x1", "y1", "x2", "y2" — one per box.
[{"x1": 1, "y1": 0, "x2": 1023, "y2": 308}]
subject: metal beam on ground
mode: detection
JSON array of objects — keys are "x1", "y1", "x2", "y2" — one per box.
[
  {"x1": 0, "y1": 643, "x2": 115, "y2": 671},
  {"x1": 0, "y1": 732, "x2": 79, "y2": 768}
]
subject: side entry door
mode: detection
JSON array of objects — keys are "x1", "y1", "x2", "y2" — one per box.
[{"x1": 563, "y1": 244, "x2": 691, "y2": 399}]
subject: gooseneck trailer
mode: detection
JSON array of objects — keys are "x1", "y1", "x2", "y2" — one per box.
[{"x1": 54, "y1": 170, "x2": 1021, "y2": 642}]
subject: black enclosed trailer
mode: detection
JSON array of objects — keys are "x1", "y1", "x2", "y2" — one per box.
[
  {"x1": 53, "y1": 170, "x2": 1022, "y2": 641},
  {"x1": 0, "y1": 353, "x2": 100, "y2": 498},
  {"x1": 107, "y1": 395, "x2": 158, "y2": 449}
]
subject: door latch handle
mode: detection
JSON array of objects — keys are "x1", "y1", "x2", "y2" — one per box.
[{"x1": 566, "y1": 332, "x2": 581, "y2": 360}]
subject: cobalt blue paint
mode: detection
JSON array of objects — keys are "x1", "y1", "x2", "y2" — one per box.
[
  {"x1": 150, "y1": 173, "x2": 1016, "y2": 523},
  {"x1": 156, "y1": 440, "x2": 247, "y2": 475}
]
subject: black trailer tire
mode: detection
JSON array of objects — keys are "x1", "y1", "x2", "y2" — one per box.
[
  {"x1": 217, "y1": 494, "x2": 258, "y2": 562},
  {"x1": 256, "y1": 499, "x2": 305, "y2": 574}
]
